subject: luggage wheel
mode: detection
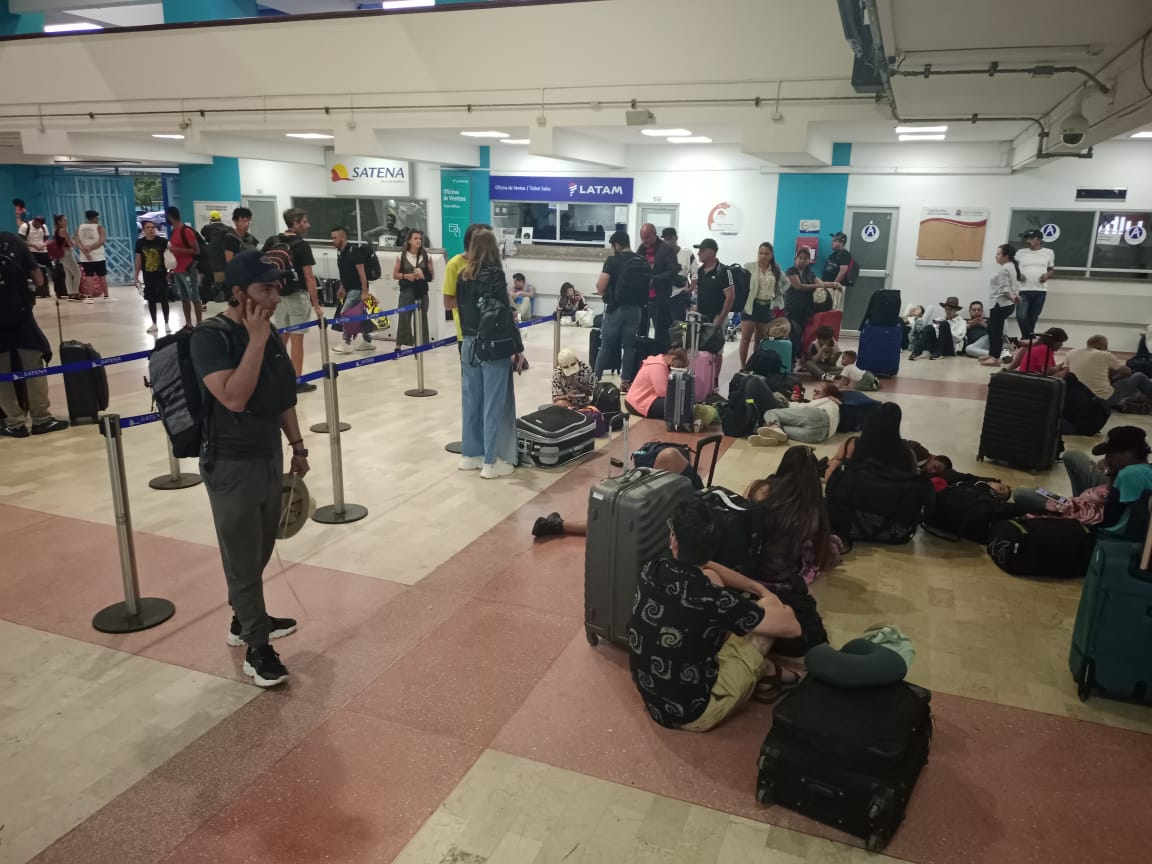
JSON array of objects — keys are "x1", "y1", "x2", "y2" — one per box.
[
  {"x1": 865, "y1": 832, "x2": 888, "y2": 853},
  {"x1": 1077, "y1": 658, "x2": 1093, "y2": 702},
  {"x1": 585, "y1": 627, "x2": 600, "y2": 648},
  {"x1": 755, "y1": 784, "x2": 773, "y2": 806}
]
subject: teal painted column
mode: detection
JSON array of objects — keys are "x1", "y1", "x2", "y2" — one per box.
[
  {"x1": 0, "y1": 1, "x2": 44, "y2": 35},
  {"x1": 0, "y1": 165, "x2": 45, "y2": 224},
  {"x1": 162, "y1": 0, "x2": 257, "y2": 23},
  {"x1": 774, "y1": 144, "x2": 852, "y2": 265},
  {"x1": 177, "y1": 158, "x2": 242, "y2": 228},
  {"x1": 471, "y1": 145, "x2": 491, "y2": 227}
]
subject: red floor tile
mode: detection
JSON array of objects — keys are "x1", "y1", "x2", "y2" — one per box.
[
  {"x1": 346, "y1": 597, "x2": 578, "y2": 746},
  {"x1": 0, "y1": 503, "x2": 56, "y2": 538},
  {"x1": 493, "y1": 632, "x2": 1152, "y2": 864},
  {"x1": 159, "y1": 711, "x2": 483, "y2": 864}
]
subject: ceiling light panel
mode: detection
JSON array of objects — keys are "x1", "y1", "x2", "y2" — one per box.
[
  {"x1": 1131, "y1": 131, "x2": 1152, "y2": 139},
  {"x1": 499, "y1": 138, "x2": 530, "y2": 145},
  {"x1": 894, "y1": 125, "x2": 948, "y2": 134},
  {"x1": 667, "y1": 136, "x2": 713, "y2": 144},
  {"x1": 152, "y1": 134, "x2": 185, "y2": 140},
  {"x1": 285, "y1": 133, "x2": 334, "y2": 140},
  {"x1": 898, "y1": 134, "x2": 946, "y2": 142},
  {"x1": 641, "y1": 128, "x2": 692, "y2": 137},
  {"x1": 460, "y1": 131, "x2": 510, "y2": 138}
]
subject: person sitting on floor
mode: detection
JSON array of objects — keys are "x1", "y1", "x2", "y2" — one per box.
[
  {"x1": 1006, "y1": 326, "x2": 1067, "y2": 376},
  {"x1": 909, "y1": 296, "x2": 967, "y2": 360},
  {"x1": 552, "y1": 348, "x2": 597, "y2": 409},
  {"x1": 624, "y1": 347, "x2": 688, "y2": 419},
  {"x1": 803, "y1": 325, "x2": 841, "y2": 380},
  {"x1": 509, "y1": 272, "x2": 536, "y2": 321},
  {"x1": 556, "y1": 281, "x2": 587, "y2": 319},
  {"x1": 1065, "y1": 334, "x2": 1152, "y2": 411},
  {"x1": 628, "y1": 497, "x2": 802, "y2": 732},
  {"x1": 822, "y1": 403, "x2": 919, "y2": 481},
  {"x1": 834, "y1": 349, "x2": 879, "y2": 391},
  {"x1": 750, "y1": 382, "x2": 842, "y2": 446}
]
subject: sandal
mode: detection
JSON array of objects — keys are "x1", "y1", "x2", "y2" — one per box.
[{"x1": 754, "y1": 661, "x2": 803, "y2": 704}]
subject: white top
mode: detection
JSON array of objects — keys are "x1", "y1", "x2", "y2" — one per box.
[
  {"x1": 76, "y1": 223, "x2": 105, "y2": 261},
  {"x1": 18, "y1": 222, "x2": 47, "y2": 253},
  {"x1": 940, "y1": 316, "x2": 967, "y2": 352},
  {"x1": 1016, "y1": 246, "x2": 1055, "y2": 292},
  {"x1": 744, "y1": 262, "x2": 783, "y2": 313},
  {"x1": 674, "y1": 247, "x2": 697, "y2": 295},
  {"x1": 808, "y1": 396, "x2": 840, "y2": 433},
  {"x1": 841, "y1": 363, "x2": 865, "y2": 383},
  {"x1": 988, "y1": 263, "x2": 1019, "y2": 307}
]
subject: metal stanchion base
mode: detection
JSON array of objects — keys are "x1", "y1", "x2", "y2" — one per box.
[
  {"x1": 312, "y1": 503, "x2": 369, "y2": 525},
  {"x1": 404, "y1": 387, "x2": 438, "y2": 397},
  {"x1": 148, "y1": 472, "x2": 202, "y2": 490},
  {"x1": 92, "y1": 597, "x2": 176, "y2": 634},
  {"x1": 310, "y1": 421, "x2": 352, "y2": 434},
  {"x1": 444, "y1": 441, "x2": 463, "y2": 454}
]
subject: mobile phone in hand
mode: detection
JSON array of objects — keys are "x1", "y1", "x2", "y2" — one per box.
[{"x1": 1036, "y1": 487, "x2": 1068, "y2": 506}]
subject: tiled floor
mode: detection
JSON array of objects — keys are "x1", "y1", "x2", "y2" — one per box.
[{"x1": 5, "y1": 288, "x2": 1152, "y2": 864}]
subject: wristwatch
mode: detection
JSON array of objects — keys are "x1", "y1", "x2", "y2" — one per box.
[{"x1": 292, "y1": 447, "x2": 308, "y2": 458}]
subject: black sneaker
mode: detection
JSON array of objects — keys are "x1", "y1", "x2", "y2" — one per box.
[
  {"x1": 228, "y1": 615, "x2": 298, "y2": 647},
  {"x1": 929, "y1": 353, "x2": 942, "y2": 360},
  {"x1": 1, "y1": 424, "x2": 30, "y2": 438},
  {"x1": 909, "y1": 352, "x2": 921, "y2": 361},
  {"x1": 296, "y1": 382, "x2": 317, "y2": 394},
  {"x1": 532, "y1": 512, "x2": 565, "y2": 538},
  {"x1": 30, "y1": 418, "x2": 70, "y2": 435},
  {"x1": 243, "y1": 644, "x2": 289, "y2": 688}
]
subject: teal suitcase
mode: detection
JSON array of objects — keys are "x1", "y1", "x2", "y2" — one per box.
[
  {"x1": 1069, "y1": 535, "x2": 1152, "y2": 702},
  {"x1": 758, "y1": 338, "x2": 793, "y2": 372}
]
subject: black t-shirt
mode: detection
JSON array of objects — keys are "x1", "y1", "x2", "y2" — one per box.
[
  {"x1": 135, "y1": 236, "x2": 168, "y2": 277},
  {"x1": 965, "y1": 318, "x2": 989, "y2": 345},
  {"x1": 784, "y1": 264, "x2": 816, "y2": 316},
  {"x1": 337, "y1": 243, "x2": 368, "y2": 294},
  {"x1": 695, "y1": 262, "x2": 734, "y2": 318},
  {"x1": 263, "y1": 233, "x2": 316, "y2": 291},
  {"x1": 189, "y1": 315, "x2": 298, "y2": 460},
  {"x1": 628, "y1": 557, "x2": 764, "y2": 728},
  {"x1": 822, "y1": 248, "x2": 851, "y2": 283},
  {"x1": 600, "y1": 249, "x2": 639, "y2": 311},
  {"x1": 224, "y1": 230, "x2": 259, "y2": 258}
]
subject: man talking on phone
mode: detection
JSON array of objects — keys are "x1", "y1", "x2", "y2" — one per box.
[{"x1": 191, "y1": 250, "x2": 310, "y2": 688}]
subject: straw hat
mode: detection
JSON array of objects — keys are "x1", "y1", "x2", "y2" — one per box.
[{"x1": 278, "y1": 474, "x2": 314, "y2": 539}]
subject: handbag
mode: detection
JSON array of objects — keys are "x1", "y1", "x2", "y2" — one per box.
[{"x1": 163, "y1": 248, "x2": 178, "y2": 270}]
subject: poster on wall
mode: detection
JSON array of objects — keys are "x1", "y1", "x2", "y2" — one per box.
[
  {"x1": 440, "y1": 171, "x2": 472, "y2": 258},
  {"x1": 325, "y1": 153, "x2": 411, "y2": 197},
  {"x1": 916, "y1": 206, "x2": 989, "y2": 268},
  {"x1": 192, "y1": 200, "x2": 240, "y2": 230},
  {"x1": 706, "y1": 201, "x2": 743, "y2": 237}
]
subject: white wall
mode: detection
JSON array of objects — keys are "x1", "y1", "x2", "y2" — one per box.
[{"x1": 847, "y1": 140, "x2": 1152, "y2": 347}]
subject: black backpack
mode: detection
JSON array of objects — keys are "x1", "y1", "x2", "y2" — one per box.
[
  {"x1": 148, "y1": 317, "x2": 231, "y2": 458},
  {"x1": 612, "y1": 253, "x2": 652, "y2": 307},
  {"x1": 263, "y1": 233, "x2": 304, "y2": 295},
  {"x1": 719, "y1": 373, "x2": 762, "y2": 438},
  {"x1": 923, "y1": 483, "x2": 1029, "y2": 545},
  {"x1": 360, "y1": 244, "x2": 382, "y2": 282},
  {"x1": 0, "y1": 232, "x2": 33, "y2": 329},
  {"x1": 471, "y1": 268, "x2": 523, "y2": 362},
  {"x1": 728, "y1": 263, "x2": 752, "y2": 315},
  {"x1": 825, "y1": 459, "x2": 936, "y2": 547},
  {"x1": 592, "y1": 381, "x2": 621, "y2": 415}
]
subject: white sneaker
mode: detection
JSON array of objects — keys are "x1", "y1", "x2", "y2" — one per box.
[
  {"x1": 354, "y1": 341, "x2": 376, "y2": 352},
  {"x1": 146, "y1": 324, "x2": 158, "y2": 334},
  {"x1": 165, "y1": 325, "x2": 172, "y2": 334},
  {"x1": 332, "y1": 343, "x2": 352, "y2": 354},
  {"x1": 480, "y1": 459, "x2": 516, "y2": 479},
  {"x1": 458, "y1": 456, "x2": 484, "y2": 471},
  {"x1": 84, "y1": 298, "x2": 95, "y2": 304},
  {"x1": 756, "y1": 424, "x2": 789, "y2": 443}
]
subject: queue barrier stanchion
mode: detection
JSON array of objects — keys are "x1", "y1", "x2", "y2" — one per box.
[
  {"x1": 553, "y1": 308, "x2": 561, "y2": 367},
  {"x1": 148, "y1": 438, "x2": 202, "y2": 491},
  {"x1": 309, "y1": 315, "x2": 351, "y2": 435},
  {"x1": 92, "y1": 414, "x2": 177, "y2": 634},
  {"x1": 311, "y1": 361, "x2": 368, "y2": 525},
  {"x1": 404, "y1": 305, "x2": 437, "y2": 398}
]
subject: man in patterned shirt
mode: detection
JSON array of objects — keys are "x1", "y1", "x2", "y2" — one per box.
[
  {"x1": 551, "y1": 348, "x2": 597, "y2": 409},
  {"x1": 629, "y1": 498, "x2": 801, "y2": 732}
]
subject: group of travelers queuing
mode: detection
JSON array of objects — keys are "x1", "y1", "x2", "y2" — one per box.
[{"x1": 12, "y1": 201, "x2": 109, "y2": 304}]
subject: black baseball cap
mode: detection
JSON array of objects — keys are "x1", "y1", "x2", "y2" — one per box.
[
  {"x1": 225, "y1": 250, "x2": 291, "y2": 288},
  {"x1": 661, "y1": 227, "x2": 677, "y2": 239},
  {"x1": 1092, "y1": 425, "x2": 1150, "y2": 456},
  {"x1": 694, "y1": 238, "x2": 718, "y2": 252},
  {"x1": 1021, "y1": 228, "x2": 1043, "y2": 240},
  {"x1": 830, "y1": 231, "x2": 848, "y2": 242}
]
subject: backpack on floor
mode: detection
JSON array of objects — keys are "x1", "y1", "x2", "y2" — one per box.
[
  {"x1": 986, "y1": 516, "x2": 1095, "y2": 579},
  {"x1": 148, "y1": 317, "x2": 231, "y2": 458},
  {"x1": 923, "y1": 483, "x2": 1029, "y2": 545},
  {"x1": 825, "y1": 459, "x2": 936, "y2": 547},
  {"x1": 721, "y1": 372, "x2": 763, "y2": 438},
  {"x1": 592, "y1": 381, "x2": 622, "y2": 415}
]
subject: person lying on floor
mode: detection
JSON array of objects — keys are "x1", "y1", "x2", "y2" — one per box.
[
  {"x1": 623, "y1": 347, "x2": 688, "y2": 419},
  {"x1": 629, "y1": 497, "x2": 802, "y2": 732},
  {"x1": 530, "y1": 446, "x2": 693, "y2": 538},
  {"x1": 1012, "y1": 426, "x2": 1152, "y2": 536},
  {"x1": 750, "y1": 382, "x2": 842, "y2": 446},
  {"x1": 921, "y1": 454, "x2": 1012, "y2": 496}
]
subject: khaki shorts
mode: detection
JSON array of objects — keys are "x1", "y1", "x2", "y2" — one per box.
[
  {"x1": 274, "y1": 291, "x2": 313, "y2": 330},
  {"x1": 680, "y1": 634, "x2": 765, "y2": 732}
]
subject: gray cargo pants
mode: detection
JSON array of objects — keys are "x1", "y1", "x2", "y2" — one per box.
[{"x1": 202, "y1": 455, "x2": 282, "y2": 647}]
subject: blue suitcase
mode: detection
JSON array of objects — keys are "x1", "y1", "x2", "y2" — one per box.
[
  {"x1": 857, "y1": 325, "x2": 902, "y2": 378},
  {"x1": 1070, "y1": 534, "x2": 1152, "y2": 702}
]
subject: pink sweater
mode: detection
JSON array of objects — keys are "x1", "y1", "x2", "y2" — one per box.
[{"x1": 627, "y1": 355, "x2": 671, "y2": 416}]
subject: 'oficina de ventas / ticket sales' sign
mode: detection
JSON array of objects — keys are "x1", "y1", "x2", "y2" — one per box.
[
  {"x1": 325, "y1": 153, "x2": 411, "y2": 196},
  {"x1": 488, "y1": 175, "x2": 634, "y2": 204}
]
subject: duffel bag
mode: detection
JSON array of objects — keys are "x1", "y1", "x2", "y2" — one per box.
[{"x1": 986, "y1": 516, "x2": 1094, "y2": 579}]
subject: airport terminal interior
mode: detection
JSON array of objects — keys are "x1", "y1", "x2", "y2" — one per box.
[{"x1": 2, "y1": 1, "x2": 1152, "y2": 862}]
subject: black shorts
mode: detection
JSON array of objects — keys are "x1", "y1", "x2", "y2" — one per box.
[
  {"x1": 142, "y1": 273, "x2": 168, "y2": 302},
  {"x1": 80, "y1": 260, "x2": 107, "y2": 277},
  {"x1": 750, "y1": 301, "x2": 776, "y2": 323}
]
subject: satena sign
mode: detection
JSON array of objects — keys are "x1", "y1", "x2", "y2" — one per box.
[
  {"x1": 324, "y1": 154, "x2": 411, "y2": 197},
  {"x1": 488, "y1": 175, "x2": 633, "y2": 204}
]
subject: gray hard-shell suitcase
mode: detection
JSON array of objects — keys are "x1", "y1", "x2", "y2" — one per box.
[{"x1": 584, "y1": 416, "x2": 694, "y2": 647}]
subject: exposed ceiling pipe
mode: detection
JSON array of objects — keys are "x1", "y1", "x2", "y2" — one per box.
[{"x1": 889, "y1": 63, "x2": 1111, "y2": 94}]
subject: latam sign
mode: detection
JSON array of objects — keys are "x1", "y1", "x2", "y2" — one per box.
[
  {"x1": 488, "y1": 175, "x2": 634, "y2": 204},
  {"x1": 324, "y1": 154, "x2": 411, "y2": 197}
]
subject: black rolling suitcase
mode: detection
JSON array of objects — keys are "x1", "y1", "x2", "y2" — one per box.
[
  {"x1": 60, "y1": 340, "x2": 109, "y2": 425},
  {"x1": 516, "y1": 405, "x2": 595, "y2": 468},
  {"x1": 859, "y1": 289, "x2": 902, "y2": 329},
  {"x1": 978, "y1": 371, "x2": 1064, "y2": 472},
  {"x1": 757, "y1": 678, "x2": 932, "y2": 852},
  {"x1": 584, "y1": 417, "x2": 695, "y2": 647}
]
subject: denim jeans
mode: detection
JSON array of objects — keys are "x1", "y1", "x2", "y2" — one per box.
[
  {"x1": 761, "y1": 406, "x2": 831, "y2": 443},
  {"x1": 595, "y1": 305, "x2": 642, "y2": 380},
  {"x1": 341, "y1": 289, "x2": 371, "y2": 343},
  {"x1": 1013, "y1": 449, "x2": 1106, "y2": 512},
  {"x1": 1105, "y1": 372, "x2": 1152, "y2": 406},
  {"x1": 461, "y1": 336, "x2": 518, "y2": 465},
  {"x1": 1016, "y1": 290, "x2": 1047, "y2": 339}
]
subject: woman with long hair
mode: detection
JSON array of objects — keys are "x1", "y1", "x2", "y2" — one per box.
[
  {"x1": 981, "y1": 243, "x2": 1025, "y2": 367},
  {"x1": 848, "y1": 402, "x2": 917, "y2": 472},
  {"x1": 1006, "y1": 326, "x2": 1067, "y2": 376},
  {"x1": 739, "y1": 241, "x2": 785, "y2": 368},
  {"x1": 455, "y1": 230, "x2": 522, "y2": 479},
  {"x1": 52, "y1": 214, "x2": 80, "y2": 300},
  {"x1": 393, "y1": 228, "x2": 434, "y2": 350}
]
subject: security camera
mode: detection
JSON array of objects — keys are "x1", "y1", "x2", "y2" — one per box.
[{"x1": 1061, "y1": 111, "x2": 1088, "y2": 147}]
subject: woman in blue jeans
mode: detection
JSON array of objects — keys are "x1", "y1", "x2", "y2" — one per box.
[{"x1": 450, "y1": 230, "x2": 522, "y2": 479}]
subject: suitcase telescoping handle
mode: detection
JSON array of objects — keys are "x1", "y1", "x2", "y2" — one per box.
[
  {"x1": 608, "y1": 412, "x2": 630, "y2": 474},
  {"x1": 694, "y1": 434, "x2": 723, "y2": 487},
  {"x1": 684, "y1": 310, "x2": 701, "y2": 357}
]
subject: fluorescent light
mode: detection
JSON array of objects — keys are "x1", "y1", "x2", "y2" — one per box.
[
  {"x1": 1131, "y1": 131, "x2": 1152, "y2": 139},
  {"x1": 894, "y1": 125, "x2": 948, "y2": 134},
  {"x1": 641, "y1": 128, "x2": 693, "y2": 137},
  {"x1": 152, "y1": 134, "x2": 185, "y2": 140},
  {"x1": 44, "y1": 22, "x2": 103, "y2": 33},
  {"x1": 898, "y1": 134, "x2": 947, "y2": 142},
  {"x1": 285, "y1": 133, "x2": 334, "y2": 140},
  {"x1": 460, "y1": 131, "x2": 510, "y2": 138},
  {"x1": 667, "y1": 136, "x2": 713, "y2": 144},
  {"x1": 499, "y1": 138, "x2": 530, "y2": 145},
  {"x1": 380, "y1": 0, "x2": 435, "y2": 8}
]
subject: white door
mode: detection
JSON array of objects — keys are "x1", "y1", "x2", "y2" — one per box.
[{"x1": 637, "y1": 204, "x2": 679, "y2": 236}]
